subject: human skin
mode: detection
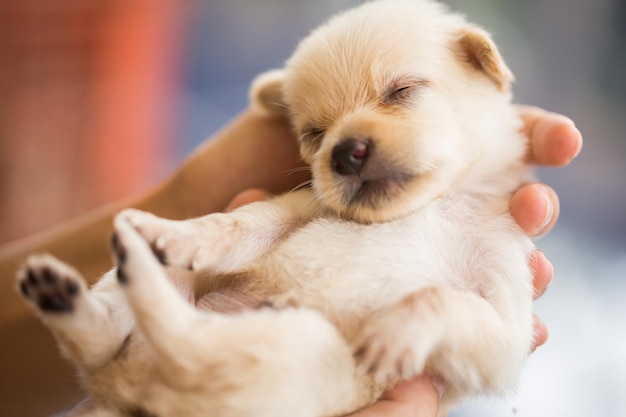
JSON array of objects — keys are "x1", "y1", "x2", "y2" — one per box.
[{"x1": 0, "y1": 107, "x2": 582, "y2": 417}]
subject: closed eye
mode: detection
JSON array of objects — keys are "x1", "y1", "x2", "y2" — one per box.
[
  {"x1": 383, "y1": 78, "x2": 429, "y2": 104},
  {"x1": 393, "y1": 86, "x2": 411, "y2": 95}
]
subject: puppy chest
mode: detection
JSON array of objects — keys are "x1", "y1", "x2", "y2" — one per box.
[
  {"x1": 253, "y1": 205, "x2": 524, "y2": 306},
  {"x1": 253, "y1": 217, "x2": 451, "y2": 306}
]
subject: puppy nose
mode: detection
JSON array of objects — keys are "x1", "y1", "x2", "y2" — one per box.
[{"x1": 331, "y1": 138, "x2": 370, "y2": 176}]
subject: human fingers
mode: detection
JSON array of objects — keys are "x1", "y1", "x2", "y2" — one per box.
[
  {"x1": 225, "y1": 189, "x2": 271, "y2": 212},
  {"x1": 510, "y1": 183, "x2": 560, "y2": 237},
  {"x1": 345, "y1": 375, "x2": 441, "y2": 417},
  {"x1": 528, "y1": 250, "x2": 553, "y2": 352},
  {"x1": 517, "y1": 105, "x2": 582, "y2": 166},
  {"x1": 531, "y1": 314, "x2": 549, "y2": 352},
  {"x1": 529, "y1": 250, "x2": 554, "y2": 299}
]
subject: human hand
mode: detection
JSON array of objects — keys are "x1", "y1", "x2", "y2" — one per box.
[
  {"x1": 344, "y1": 375, "x2": 441, "y2": 417},
  {"x1": 512, "y1": 105, "x2": 582, "y2": 350}
]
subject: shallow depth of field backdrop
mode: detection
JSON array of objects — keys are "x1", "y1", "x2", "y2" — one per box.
[{"x1": 0, "y1": 1, "x2": 624, "y2": 416}]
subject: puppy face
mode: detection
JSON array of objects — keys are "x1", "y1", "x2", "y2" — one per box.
[{"x1": 251, "y1": 0, "x2": 515, "y2": 223}]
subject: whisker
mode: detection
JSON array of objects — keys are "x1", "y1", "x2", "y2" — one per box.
[
  {"x1": 289, "y1": 180, "x2": 313, "y2": 194},
  {"x1": 283, "y1": 166, "x2": 312, "y2": 176}
]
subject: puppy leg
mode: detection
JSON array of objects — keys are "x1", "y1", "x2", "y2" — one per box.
[
  {"x1": 112, "y1": 217, "x2": 369, "y2": 416},
  {"x1": 17, "y1": 255, "x2": 133, "y2": 369},
  {"x1": 204, "y1": 309, "x2": 367, "y2": 417},
  {"x1": 115, "y1": 189, "x2": 321, "y2": 274},
  {"x1": 112, "y1": 216, "x2": 208, "y2": 379},
  {"x1": 354, "y1": 285, "x2": 533, "y2": 394}
]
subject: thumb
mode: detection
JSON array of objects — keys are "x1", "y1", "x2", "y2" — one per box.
[
  {"x1": 224, "y1": 189, "x2": 270, "y2": 212},
  {"x1": 347, "y1": 375, "x2": 441, "y2": 417}
]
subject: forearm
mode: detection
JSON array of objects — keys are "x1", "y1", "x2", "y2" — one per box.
[{"x1": 165, "y1": 110, "x2": 308, "y2": 219}]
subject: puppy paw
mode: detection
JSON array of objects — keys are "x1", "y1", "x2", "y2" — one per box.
[
  {"x1": 17, "y1": 255, "x2": 85, "y2": 313},
  {"x1": 353, "y1": 289, "x2": 444, "y2": 382},
  {"x1": 111, "y1": 215, "x2": 161, "y2": 286},
  {"x1": 116, "y1": 209, "x2": 241, "y2": 272},
  {"x1": 353, "y1": 326, "x2": 423, "y2": 382},
  {"x1": 112, "y1": 214, "x2": 187, "y2": 292},
  {"x1": 117, "y1": 208, "x2": 226, "y2": 271},
  {"x1": 115, "y1": 209, "x2": 198, "y2": 269},
  {"x1": 110, "y1": 231, "x2": 130, "y2": 285}
]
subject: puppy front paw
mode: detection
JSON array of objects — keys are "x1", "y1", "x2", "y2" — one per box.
[
  {"x1": 116, "y1": 209, "x2": 206, "y2": 270},
  {"x1": 17, "y1": 255, "x2": 85, "y2": 313}
]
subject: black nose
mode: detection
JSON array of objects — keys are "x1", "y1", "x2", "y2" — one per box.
[{"x1": 331, "y1": 138, "x2": 370, "y2": 176}]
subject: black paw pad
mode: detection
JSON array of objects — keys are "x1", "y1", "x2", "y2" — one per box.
[
  {"x1": 151, "y1": 244, "x2": 167, "y2": 266},
  {"x1": 20, "y1": 264, "x2": 80, "y2": 313},
  {"x1": 26, "y1": 269, "x2": 38, "y2": 285},
  {"x1": 66, "y1": 280, "x2": 79, "y2": 296},
  {"x1": 111, "y1": 233, "x2": 127, "y2": 265},
  {"x1": 38, "y1": 293, "x2": 73, "y2": 312},
  {"x1": 116, "y1": 266, "x2": 129, "y2": 285},
  {"x1": 19, "y1": 280, "x2": 30, "y2": 297}
]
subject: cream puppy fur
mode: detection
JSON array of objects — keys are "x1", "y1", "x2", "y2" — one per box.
[{"x1": 17, "y1": 1, "x2": 535, "y2": 416}]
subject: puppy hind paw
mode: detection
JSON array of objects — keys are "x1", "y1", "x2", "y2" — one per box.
[
  {"x1": 352, "y1": 317, "x2": 435, "y2": 382},
  {"x1": 17, "y1": 255, "x2": 84, "y2": 313},
  {"x1": 353, "y1": 336, "x2": 420, "y2": 383},
  {"x1": 354, "y1": 345, "x2": 419, "y2": 381}
]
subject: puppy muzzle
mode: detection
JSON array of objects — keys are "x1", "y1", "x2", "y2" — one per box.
[
  {"x1": 331, "y1": 137, "x2": 371, "y2": 176},
  {"x1": 329, "y1": 137, "x2": 413, "y2": 209}
]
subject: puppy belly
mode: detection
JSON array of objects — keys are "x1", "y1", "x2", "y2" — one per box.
[{"x1": 85, "y1": 307, "x2": 381, "y2": 417}]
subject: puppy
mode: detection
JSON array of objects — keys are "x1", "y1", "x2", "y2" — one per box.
[{"x1": 17, "y1": 1, "x2": 535, "y2": 416}]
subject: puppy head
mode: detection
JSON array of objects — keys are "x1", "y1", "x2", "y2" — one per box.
[{"x1": 251, "y1": 0, "x2": 521, "y2": 223}]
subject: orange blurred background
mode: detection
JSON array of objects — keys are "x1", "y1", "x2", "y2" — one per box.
[{"x1": 0, "y1": 0, "x2": 184, "y2": 246}]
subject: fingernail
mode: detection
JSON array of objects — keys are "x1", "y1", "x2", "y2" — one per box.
[
  {"x1": 556, "y1": 115, "x2": 583, "y2": 160},
  {"x1": 536, "y1": 189, "x2": 554, "y2": 236},
  {"x1": 544, "y1": 254, "x2": 554, "y2": 291},
  {"x1": 573, "y1": 128, "x2": 583, "y2": 159}
]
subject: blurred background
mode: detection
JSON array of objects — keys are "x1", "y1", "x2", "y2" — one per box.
[{"x1": 0, "y1": 0, "x2": 624, "y2": 416}]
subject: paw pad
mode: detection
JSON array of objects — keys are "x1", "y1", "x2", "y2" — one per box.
[
  {"x1": 111, "y1": 232, "x2": 130, "y2": 285},
  {"x1": 111, "y1": 233, "x2": 126, "y2": 264},
  {"x1": 18, "y1": 258, "x2": 81, "y2": 313}
]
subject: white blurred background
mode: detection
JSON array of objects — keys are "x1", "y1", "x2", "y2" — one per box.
[{"x1": 1, "y1": 0, "x2": 624, "y2": 416}]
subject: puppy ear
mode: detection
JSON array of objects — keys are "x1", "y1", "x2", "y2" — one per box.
[
  {"x1": 249, "y1": 69, "x2": 288, "y2": 116},
  {"x1": 455, "y1": 26, "x2": 514, "y2": 91}
]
